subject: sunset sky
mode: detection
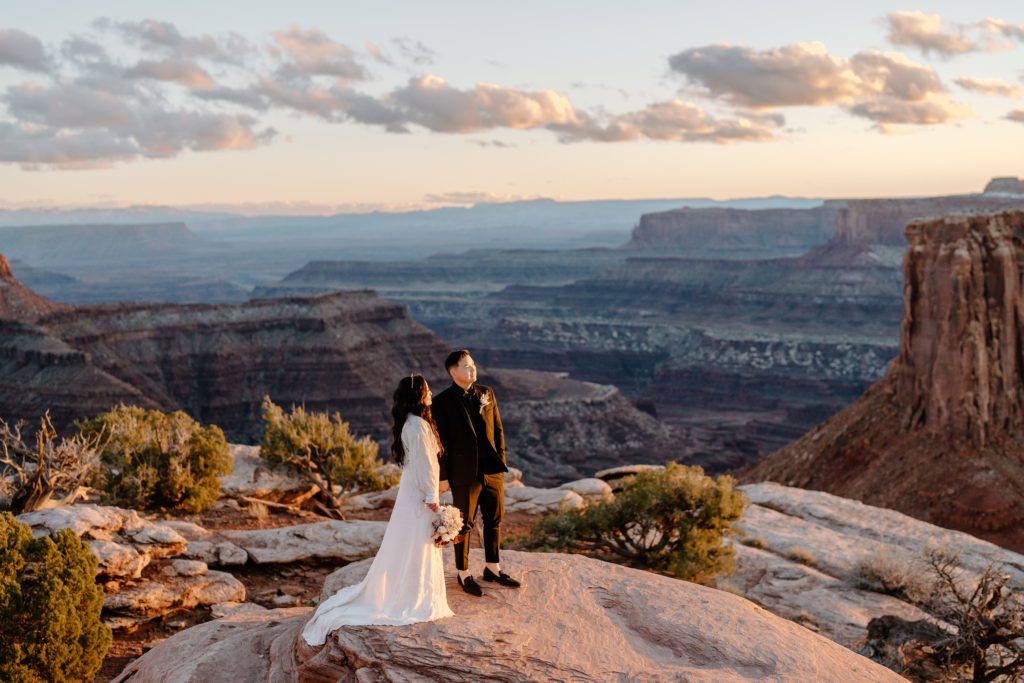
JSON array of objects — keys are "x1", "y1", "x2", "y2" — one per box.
[{"x1": 1, "y1": 1, "x2": 1022, "y2": 213}]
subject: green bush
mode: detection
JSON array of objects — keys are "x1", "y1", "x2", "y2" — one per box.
[
  {"x1": 0, "y1": 512, "x2": 111, "y2": 682},
  {"x1": 79, "y1": 405, "x2": 232, "y2": 513},
  {"x1": 260, "y1": 397, "x2": 399, "y2": 509},
  {"x1": 522, "y1": 462, "x2": 747, "y2": 583}
]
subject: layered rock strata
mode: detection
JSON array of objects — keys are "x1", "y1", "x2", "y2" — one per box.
[
  {"x1": 743, "y1": 211, "x2": 1024, "y2": 552},
  {"x1": 0, "y1": 267, "x2": 679, "y2": 484}
]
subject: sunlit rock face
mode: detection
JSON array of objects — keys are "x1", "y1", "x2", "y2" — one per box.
[
  {"x1": 742, "y1": 210, "x2": 1024, "y2": 553},
  {"x1": 112, "y1": 549, "x2": 903, "y2": 683}
]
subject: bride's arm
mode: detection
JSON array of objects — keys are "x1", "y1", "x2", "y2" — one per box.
[{"x1": 402, "y1": 420, "x2": 440, "y2": 507}]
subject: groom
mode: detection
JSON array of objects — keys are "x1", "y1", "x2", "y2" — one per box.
[{"x1": 432, "y1": 349, "x2": 520, "y2": 596}]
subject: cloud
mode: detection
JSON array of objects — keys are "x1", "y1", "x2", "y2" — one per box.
[
  {"x1": 955, "y1": 76, "x2": 1024, "y2": 98},
  {"x1": 882, "y1": 11, "x2": 978, "y2": 56},
  {"x1": 270, "y1": 26, "x2": 366, "y2": 81},
  {"x1": 125, "y1": 59, "x2": 215, "y2": 89},
  {"x1": 881, "y1": 12, "x2": 1024, "y2": 56},
  {"x1": 0, "y1": 121, "x2": 137, "y2": 168},
  {"x1": 668, "y1": 42, "x2": 973, "y2": 130},
  {"x1": 104, "y1": 18, "x2": 250, "y2": 64},
  {"x1": 470, "y1": 138, "x2": 517, "y2": 148},
  {"x1": 6, "y1": 82, "x2": 134, "y2": 128},
  {"x1": 391, "y1": 37, "x2": 436, "y2": 66},
  {"x1": 389, "y1": 76, "x2": 577, "y2": 133},
  {"x1": 422, "y1": 191, "x2": 546, "y2": 205},
  {"x1": 0, "y1": 29, "x2": 48, "y2": 72},
  {"x1": 1008, "y1": 108, "x2": 1024, "y2": 123},
  {"x1": 552, "y1": 100, "x2": 782, "y2": 143},
  {"x1": 669, "y1": 42, "x2": 862, "y2": 107},
  {"x1": 365, "y1": 41, "x2": 390, "y2": 65},
  {"x1": 976, "y1": 17, "x2": 1024, "y2": 43}
]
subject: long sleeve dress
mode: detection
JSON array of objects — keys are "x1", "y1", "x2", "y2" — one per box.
[{"x1": 301, "y1": 415, "x2": 454, "y2": 645}]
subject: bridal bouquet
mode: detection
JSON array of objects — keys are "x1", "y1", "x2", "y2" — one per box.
[{"x1": 432, "y1": 505, "x2": 464, "y2": 547}]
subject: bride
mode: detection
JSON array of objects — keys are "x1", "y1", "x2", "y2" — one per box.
[{"x1": 302, "y1": 374, "x2": 454, "y2": 645}]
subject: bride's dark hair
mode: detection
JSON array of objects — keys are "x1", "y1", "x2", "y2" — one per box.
[{"x1": 391, "y1": 374, "x2": 443, "y2": 467}]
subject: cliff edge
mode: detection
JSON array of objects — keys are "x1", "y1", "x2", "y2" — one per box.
[{"x1": 742, "y1": 210, "x2": 1024, "y2": 552}]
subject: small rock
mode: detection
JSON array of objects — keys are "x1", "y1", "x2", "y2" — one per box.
[
  {"x1": 210, "y1": 601, "x2": 268, "y2": 619},
  {"x1": 558, "y1": 478, "x2": 614, "y2": 502},
  {"x1": 166, "y1": 620, "x2": 187, "y2": 630},
  {"x1": 272, "y1": 594, "x2": 302, "y2": 608},
  {"x1": 215, "y1": 498, "x2": 241, "y2": 511},
  {"x1": 162, "y1": 559, "x2": 208, "y2": 577},
  {"x1": 279, "y1": 584, "x2": 305, "y2": 596}
]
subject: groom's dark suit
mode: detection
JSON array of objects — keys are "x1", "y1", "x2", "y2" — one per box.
[{"x1": 432, "y1": 382, "x2": 508, "y2": 571}]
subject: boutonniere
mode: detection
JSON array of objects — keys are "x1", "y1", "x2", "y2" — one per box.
[{"x1": 477, "y1": 390, "x2": 491, "y2": 414}]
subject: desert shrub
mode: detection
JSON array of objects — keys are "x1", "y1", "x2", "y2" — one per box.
[
  {"x1": 741, "y1": 535, "x2": 768, "y2": 549},
  {"x1": 260, "y1": 397, "x2": 399, "y2": 509},
  {"x1": 786, "y1": 546, "x2": 817, "y2": 567},
  {"x1": 78, "y1": 405, "x2": 232, "y2": 513},
  {"x1": 0, "y1": 413, "x2": 104, "y2": 514},
  {"x1": 865, "y1": 546, "x2": 1024, "y2": 682},
  {"x1": 521, "y1": 462, "x2": 747, "y2": 583},
  {"x1": 0, "y1": 512, "x2": 111, "y2": 682},
  {"x1": 918, "y1": 547, "x2": 1024, "y2": 682},
  {"x1": 855, "y1": 553, "x2": 933, "y2": 604}
]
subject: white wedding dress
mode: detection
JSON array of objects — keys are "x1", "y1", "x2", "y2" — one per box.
[{"x1": 301, "y1": 415, "x2": 454, "y2": 645}]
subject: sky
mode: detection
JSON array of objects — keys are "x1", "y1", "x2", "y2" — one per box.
[{"x1": 1, "y1": 1, "x2": 1022, "y2": 214}]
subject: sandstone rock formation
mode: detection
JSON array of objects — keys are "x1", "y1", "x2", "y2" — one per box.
[
  {"x1": 730, "y1": 482, "x2": 1024, "y2": 648},
  {"x1": 984, "y1": 176, "x2": 1024, "y2": 194},
  {"x1": 16, "y1": 504, "x2": 188, "y2": 578},
  {"x1": 802, "y1": 195, "x2": 1024, "y2": 268},
  {"x1": 0, "y1": 253, "x2": 65, "y2": 320},
  {"x1": 15, "y1": 503, "x2": 247, "y2": 630},
  {"x1": 625, "y1": 205, "x2": 839, "y2": 259},
  {"x1": 743, "y1": 210, "x2": 1024, "y2": 552},
  {"x1": 112, "y1": 549, "x2": 902, "y2": 682},
  {"x1": 219, "y1": 520, "x2": 387, "y2": 565}
]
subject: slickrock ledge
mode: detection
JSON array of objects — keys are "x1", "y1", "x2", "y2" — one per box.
[{"x1": 114, "y1": 549, "x2": 901, "y2": 682}]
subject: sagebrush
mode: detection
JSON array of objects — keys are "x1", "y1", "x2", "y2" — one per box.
[
  {"x1": 0, "y1": 513, "x2": 111, "y2": 682},
  {"x1": 79, "y1": 405, "x2": 232, "y2": 513},
  {"x1": 521, "y1": 462, "x2": 747, "y2": 583}
]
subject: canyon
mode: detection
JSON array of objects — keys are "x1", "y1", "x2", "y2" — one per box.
[
  {"x1": 259, "y1": 191, "x2": 1024, "y2": 472},
  {"x1": 743, "y1": 210, "x2": 1024, "y2": 553},
  {"x1": 0, "y1": 264, "x2": 677, "y2": 486}
]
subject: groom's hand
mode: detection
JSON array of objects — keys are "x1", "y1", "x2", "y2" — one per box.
[{"x1": 439, "y1": 479, "x2": 450, "y2": 494}]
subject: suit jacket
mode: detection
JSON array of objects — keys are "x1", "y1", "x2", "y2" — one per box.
[{"x1": 432, "y1": 382, "x2": 507, "y2": 486}]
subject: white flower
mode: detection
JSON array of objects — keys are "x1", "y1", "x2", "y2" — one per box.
[{"x1": 437, "y1": 526, "x2": 447, "y2": 534}]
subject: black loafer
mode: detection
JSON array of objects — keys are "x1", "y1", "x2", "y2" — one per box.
[
  {"x1": 458, "y1": 574, "x2": 483, "y2": 597},
  {"x1": 482, "y1": 567, "x2": 521, "y2": 588}
]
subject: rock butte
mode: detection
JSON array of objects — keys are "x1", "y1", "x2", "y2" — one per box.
[
  {"x1": 743, "y1": 210, "x2": 1024, "y2": 552},
  {"x1": 112, "y1": 550, "x2": 902, "y2": 683}
]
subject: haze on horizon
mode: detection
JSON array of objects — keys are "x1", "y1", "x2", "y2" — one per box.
[{"x1": 1, "y1": 1, "x2": 1022, "y2": 215}]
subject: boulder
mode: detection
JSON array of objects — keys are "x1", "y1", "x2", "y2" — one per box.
[
  {"x1": 558, "y1": 477, "x2": 614, "y2": 502},
  {"x1": 16, "y1": 504, "x2": 187, "y2": 577},
  {"x1": 103, "y1": 569, "x2": 245, "y2": 630},
  {"x1": 503, "y1": 485, "x2": 584, "y2": 515},
  {"x1": 217, "y1": 444, "x2": 313, "y2": 502},
  {"x1": 116, "y1": 550, "x2": 901, "y2": 682},
  {"x1": 221, "y1": 520, "x2": 387, "y2": 564}
]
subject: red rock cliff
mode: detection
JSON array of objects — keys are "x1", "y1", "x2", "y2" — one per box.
[
  {"x1": 742, "y1": 210, "x2": 1024, "y2": 552},
  {"x1": 896, "y1": 214, "x2": 1024, "y2": 444}
]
